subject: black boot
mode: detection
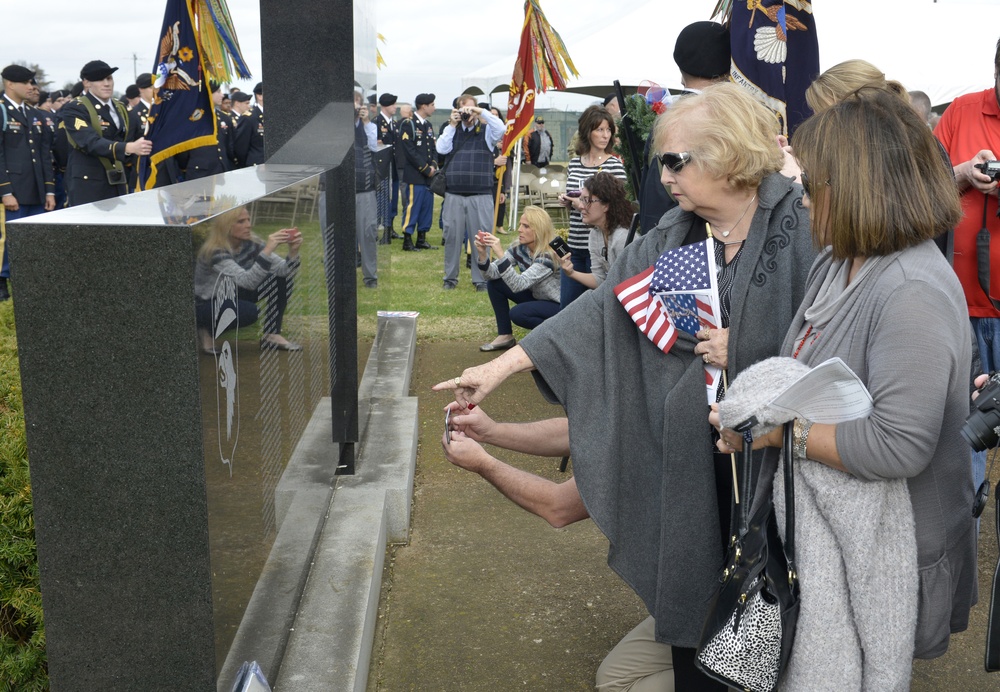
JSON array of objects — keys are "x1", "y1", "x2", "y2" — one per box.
[
  {"x1": 415, "y1": 232, "x2": 436, "y2": 250},
  {"x1": 0, "y1": 278, "x2": 8, "y2": 302},
  {"x1": 390, "y1": 223, "x2": 402, "y2": 240},
  {"x1": 402, "y1": 234, "x2": 420, "y2": 252}
]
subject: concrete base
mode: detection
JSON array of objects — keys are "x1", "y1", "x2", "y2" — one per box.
[{"x1": 274, "y1": 315, "x2": 418, "y2": 691}]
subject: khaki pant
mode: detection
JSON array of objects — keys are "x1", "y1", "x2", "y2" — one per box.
[{"x1": 596, "y1": 616, "x2": 674, "y2": 691}]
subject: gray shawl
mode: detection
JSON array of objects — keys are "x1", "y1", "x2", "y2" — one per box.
[{"x1": 519, "y1": 172, "x2": 816, "y2": 646}]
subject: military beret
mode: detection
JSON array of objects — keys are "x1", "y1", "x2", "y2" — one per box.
[
  {"x1": 136, "y1": 73, "x2": 154, "y2": 89},
  {"x1": 1, "y1": 64, "x2": 35, "y2": 83},
  {"x1": 673, "y1": 21, "x2": 731, "y2": 80},
  {"x1": 379, "y1": 93, "x2": 397, "y2": 107},
  {"x1": 80, "y1": 60, "x2": 118, "y2": 81},
  {"x1": 415, "y1": 93, "x2": 435, "y2": 107},
  {"x1": 70, "y1": 82, "x2": 84, "y2": 98},
  {"x1": 124, "y1": 85, "x2": 140, "y2": 100},
  {"x1": 253, "y1": 82, "x2": 263, "y2": 95},
  {"x1": 37, "y1": 90, "x2": 49, "y2": 103},
  {"x1": 367, "y1": 93, "x2": 377, "y2": 105},
  {"x1": 231, "y1": 92, "x2": 251, "y2": 103}
]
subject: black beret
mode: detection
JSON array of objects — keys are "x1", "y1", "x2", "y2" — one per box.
[
  {"x1": 253, "y1": 82, "x2": 263, "y2": 95},
  {"x1": 1, "y1": 64, "x2": 35, "y2": 83},
  {"x1": 124, "y1": 85, "x2": 140, "y2": 99},
  {"x1": 136, "y1": 73, "x2": 154, "y2": 89},
  {"x1": 70, "y1": 82, "x2": 84, "y2": 98},
  {"x1": 80, "y1": 60, "x2": 118, "y2": 81},
  {"x1": 231, "y1": 92, "x2": 251, "y2": 103},
  {"x1": 673, "y1": 21, "x2": 731, "y2": 80},
  {"x1": 367, "y1": 93, "x2": 377, "y2": 105},
  {"x1": 379, "y1": 93, "x2": 397, "y2": 107},
  {"x1": 415, "y1": 93, "x2": 435, "y2": 107},
  {"x1": 37, "y1": 91, "x2": 49, "y2": 103}
]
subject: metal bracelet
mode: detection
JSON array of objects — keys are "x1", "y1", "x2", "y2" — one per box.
[{"x1": 793, "y1": 418, "x2": 813, "y2": 460}]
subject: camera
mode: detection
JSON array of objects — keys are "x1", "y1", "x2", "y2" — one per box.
[
  {"x1": 962, "y1": 372, "x2": 1000, "y2": 451},
  {"x1": 460, "y1": 111, "x2": 471, "y2": 122},
  {"x1": 975, "y1": 160, "x2": 1000, "y2": 182}
]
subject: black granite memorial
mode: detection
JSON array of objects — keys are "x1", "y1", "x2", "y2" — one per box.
[{"x1": 6, "y1": 0, "x2": 380, "y2": 687}]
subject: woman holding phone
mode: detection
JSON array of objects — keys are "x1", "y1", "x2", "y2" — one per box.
[
  {"x1": 560, "y1": 172, "x2": 633, "y2": 289},
  {"x1": 476, "y1": 205, "x2": 561, "y2": 352}
]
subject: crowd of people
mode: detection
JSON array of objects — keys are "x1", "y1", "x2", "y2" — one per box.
[
  {"x1": 421, "y1": 17, "x2": 1000, "y2": 692},
  {"x1": 0, "y1": 59, "x2": 268, "y2": 301}
]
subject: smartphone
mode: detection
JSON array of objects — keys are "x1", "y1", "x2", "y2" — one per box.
[
  {"x1": 445, "y1": 408, "x2": 452, "y2": 445},
  {"x1": 565, "y1": 189, "x2": 582, "y2": 198},
  {"x1": 549, "y1": 236, "x2": 571, "y2": 258}
]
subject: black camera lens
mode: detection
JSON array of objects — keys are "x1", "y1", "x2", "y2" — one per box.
[
  {"x1": 460, "y1": 112, "x2": 470, "y2": 121},
  {"x1": 963, "y1": 375, "x2": 1000, "y2": 451}
]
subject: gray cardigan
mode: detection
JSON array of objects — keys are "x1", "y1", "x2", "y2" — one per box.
[
  {"x1": 520, "y1": 172, "x2": 816, "y2": 646},
  {"x1": 761, "y1": 240, "x2": 978, "y2": 660}
]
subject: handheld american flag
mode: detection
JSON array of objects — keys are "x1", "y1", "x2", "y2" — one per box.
[{"x1": 614, "y1": 239, "x2": 723, "y2": 402}]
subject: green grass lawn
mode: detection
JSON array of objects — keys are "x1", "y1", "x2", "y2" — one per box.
[{"x1": 357, "y1": 195, "x2": 567, "y2": 343}]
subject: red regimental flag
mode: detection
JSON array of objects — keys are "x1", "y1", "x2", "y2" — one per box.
[{"x1": 499, "y1": 3, "x2": 539, "y2": 158}]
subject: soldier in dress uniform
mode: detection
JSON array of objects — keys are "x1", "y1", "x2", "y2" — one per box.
[
  {"x1": 398, "y1": 92, "x2": 439, "y2": 251},
  {"x1": 230, "y1": 91, "x2": 251, "y2": 120},
  {"x1": 233, "y1": 82, "x2": 264, "y2": 167},
  {"x1": 59, "y1": 60, "x2": 152, "y2": 206},
  {"x1": 181, "y1": 82, "x2": 236, "y2": 180},
  {"x1": 0, "y1": 64, "x2": 55, "y2": 300},
  {"x1": 376, "y1": 92, "x2": 400, "y2": 244}
]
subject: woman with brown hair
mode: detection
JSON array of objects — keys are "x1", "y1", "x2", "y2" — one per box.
[
  {"x1": 557, "y1": 105, "x2": 627, "y2": 308},
  {"x1": 560, "y1": 172, "x2": 634, "y2": 289},
  {"x1": 714, "y1": 87, "x2": 975, "y2": 688}
]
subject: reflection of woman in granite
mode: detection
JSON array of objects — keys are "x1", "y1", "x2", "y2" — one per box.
[{"x1": 194, "y1": 206, "x2": 303, "y2": 353}]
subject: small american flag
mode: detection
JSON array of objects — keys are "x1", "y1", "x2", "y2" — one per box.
[{"x1": 614, "y1": 239, "x2": 723, "y2": 402}]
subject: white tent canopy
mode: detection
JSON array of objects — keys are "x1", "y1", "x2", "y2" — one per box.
[{"x1": 463, "y1": 0, "x2": 1000, "y2": 109}]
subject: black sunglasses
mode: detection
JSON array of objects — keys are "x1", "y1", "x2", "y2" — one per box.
[{"x1": 659, "y1": 151, "x2": 691, "y2": 173}]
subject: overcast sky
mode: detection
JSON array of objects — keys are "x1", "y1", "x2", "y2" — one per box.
[
  {"x1": 1, "y1": 1, "x2": 652, "y2": 110},
  {"x1": 3, "y1": 0, "x2": 997, "y2": 111}
]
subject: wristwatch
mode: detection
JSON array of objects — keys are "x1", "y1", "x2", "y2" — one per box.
[{"x1": 793, "y1": 418, "x2": 813, "y2": 460}]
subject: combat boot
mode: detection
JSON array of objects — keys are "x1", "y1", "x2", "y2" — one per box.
[
  {"x1": 402, "y1": 234, "x2": 420, "y2": 251},
  {"x1": 415, "y1": 232, "x2": 436, "y2": 250}
]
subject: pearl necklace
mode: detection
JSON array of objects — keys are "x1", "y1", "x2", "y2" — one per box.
[{"x1": 710, "y1": 194, "x2": 757, "y2": 238}]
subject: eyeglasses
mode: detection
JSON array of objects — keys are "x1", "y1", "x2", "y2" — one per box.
[
  {"x1": 800, "y1": 170, "x2": 828, "y2": 198},
  {"x1": 658, "y1": 151, "x2": 691, "y2": 173},
  {"x1": 580, "y1": 196, "x2": 603, "y2": 207}
]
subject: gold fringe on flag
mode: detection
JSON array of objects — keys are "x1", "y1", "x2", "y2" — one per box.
[{"x1": 525, "y1": 0, "x2": 578, "y2": 92}]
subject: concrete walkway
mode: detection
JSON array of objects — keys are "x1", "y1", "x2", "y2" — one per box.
[{"x1": 368, "y1": 340, "x2": 1000, "y2": 691}]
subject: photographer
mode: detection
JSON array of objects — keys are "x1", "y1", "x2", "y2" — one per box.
[
  {"x1": 934, "y1": 41, "x2": 1000, "y2": 496},
  {"x1": 436, "y1": 94, "x2": 506, "y2": 290}
]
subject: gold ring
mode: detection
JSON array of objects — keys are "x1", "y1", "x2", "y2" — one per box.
[
  {"x1": 703, "y1": 353, "x2": 710, "y2": 363},
  {"x1": 454, "y1": 377, "x2": 461, "y2": 387},
  {"x1": 699, "y1": 329, "x2": 710, "y2": 340}
]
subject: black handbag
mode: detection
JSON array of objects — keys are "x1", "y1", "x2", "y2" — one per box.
[
  {"x1": 695, "y1": 419, "x2": 800, "y2": 692},
  {"x1": 428, "y1": 168, "x2": 447, "y2": 197}
]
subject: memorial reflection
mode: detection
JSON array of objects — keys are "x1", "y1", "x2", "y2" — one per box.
[{"x1": 190, "y1": 177, "x2": 330, "y2": 672}]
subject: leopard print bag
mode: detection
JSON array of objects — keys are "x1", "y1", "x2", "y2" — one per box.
[{"x1": 695, "y1": 420, "x2": 800, "y2": 692}]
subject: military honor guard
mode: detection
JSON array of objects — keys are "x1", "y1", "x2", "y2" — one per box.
[
  {"x1": 0, "y1": 64, "x2": 55, "y2": 300},
  {"x1": 233, "y1": 82, "x2": 264, "y2": 167},
  {"x1": 59, "y1": 60, "x2": 152, "y2": 206},
  {"x1": 398, "y1": 92, "x2": 438, "y2": 251},
  {"x1": 376, "y1": 92, "x2": 400, "y2": 243}
]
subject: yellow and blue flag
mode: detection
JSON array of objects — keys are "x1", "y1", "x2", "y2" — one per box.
[
  {"x1": 727, "y1": 1, "x2": 819, "y2": 135},
  {"x1": 139, "y1": 0, "x2": 218, "y2": 189}
]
